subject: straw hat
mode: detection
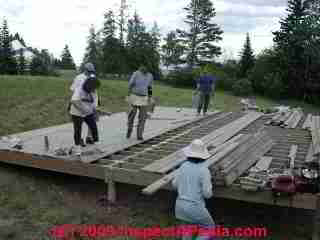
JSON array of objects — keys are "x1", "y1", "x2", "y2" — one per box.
[{"x1": 183, "y1": 139, "x2": 210, "y2": 160}]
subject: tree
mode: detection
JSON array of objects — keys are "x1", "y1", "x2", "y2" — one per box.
[
  {"x1": 238, "y1": 33, "x2": 255, "y2": 79},
  {"x1": 161, "y1": 31, "x2": 184, "y2": 68},
  {"x1": 17, "y1": 49, "x2": 26, "y2": 74},
  {"x1": 0, "y1": 19, "x2": 17, "y2": 74},
  {"x1": 126, "y1": 12, "x2": 161, "y2": 74},
  {"x1": 273, "y1": 0, "x2": 320, "y2": 100},
  {"x1": 60, "y1": 45, "x2": 76, "y2": 69},
  {"x1": 101, "y1": 10, "x2": 123, "y2": 74},
  {"x1": 81, "y1": 25, "x2": 99, "y2": 71},
  {"x1": 177, "y1": 0, "x2": 223, "y2": 67}
]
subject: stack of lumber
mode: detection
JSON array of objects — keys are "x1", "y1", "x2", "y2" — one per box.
[
  {"x1": 142, "y1": 134, "x2": 251, "y2": 195},
  {"x1": 266, "y1": 108, "x2": 304, "y2": 129},
  {"x1": 310, "y1": 116, "x2": 320, "y2": 156},
  {"x1": 142, "y1": 130, "x2": 274, "y2": 195},
  {"x1": 210, "y1": 131, "x2": 274, "y2": 186},
  {"x1": 281, "y1": 108, "x2": 304, "y2": 129},
  {"x1": 302, "y1": 114, "x2": 312, "y2": 130},
  {"x1": 142, "y1": 111, "x2": 263, "y2": 174}
]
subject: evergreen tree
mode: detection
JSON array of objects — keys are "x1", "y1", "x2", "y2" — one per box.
[
  {"x1": 126, "y1": 12, "x2": 159, "y2": 73},
  {"x1": 81, "y1": 25, "x2": 99, "y2": 71},
  {"x1": 18, "y1": 48, "x2": 26, "y2": 74},
  {"x1": 60, "y1": 45, "x2": 76, "y2": 69},
  {"x1": 161, "y1": 31, "x2": 185, "y2": 68},
  {"x1": 238, "y1": 33, "x2": 255, "y2": 79},
  {"x1": 101, "y1": 10, "x2": 123, "y2": 74},
  {"x1": 273, "y1": 0, "x2": 320, "y2": 99},
  {"x1": 0, "y1": 19, "x2": 17, "y2": 74},
  {"x1": 177, "y1": 0, "x2": 223, "y2": 67}
]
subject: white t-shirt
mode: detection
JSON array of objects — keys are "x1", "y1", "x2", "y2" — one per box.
[
  {"x1": 69, "y1": 83, "x2": 95, "y2": 117},
  {"x1": 70, "y1": 73, "x2": 99, "y2": 108}
]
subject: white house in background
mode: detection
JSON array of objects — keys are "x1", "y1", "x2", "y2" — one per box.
[{"x1": 11, "y1": 39, "x2": 35, "y2": 69}]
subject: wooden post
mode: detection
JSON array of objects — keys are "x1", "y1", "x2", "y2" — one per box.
[
  {"x1": 44, "y1": 136, "x2": 49, "y2": 152},
  {"x1": 107, "y1": 179, "x2": 116, "y2": 203}
]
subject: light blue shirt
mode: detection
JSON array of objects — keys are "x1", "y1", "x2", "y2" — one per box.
[
  {"x1": 172, "y1": 161, "x2": 213, "y2": 205},
  {"x1": 129, "y1": 70, "x2": 153, "y2": 96}
]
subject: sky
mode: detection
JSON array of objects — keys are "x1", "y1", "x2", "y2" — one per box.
[{"x1": 0, "y1": 0, "x2": 289, "y2": 66}]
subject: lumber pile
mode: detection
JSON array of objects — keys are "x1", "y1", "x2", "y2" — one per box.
[
  {"x1": 266, "y1": 108, "x2": 304, "y2": 129},
  {"x1": 142, "y1": 111, "x2": 263, "y2": 174},
  {"x1": 210, "y1": 131, "x2": 274, "y2": 186},
  {"x1": 142, "y1": 131, "x2": 274, "y2": 195}
]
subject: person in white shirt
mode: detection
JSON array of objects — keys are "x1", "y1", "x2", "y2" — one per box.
[
  {"x1": 70, "y1": 63, "x2": 99, "y2": 145},
  {"x1": 172, "y1": 139, "x2": 216, "y2": 240},
  {"x1": 69, "y1": 65, "x2": 100, "y2": 155}
]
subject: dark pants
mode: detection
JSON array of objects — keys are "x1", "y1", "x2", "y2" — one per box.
[
  {"x1": 127, "y1": 105, "x2": 147, "y2": 139},
  {"x1": 71, "y1": 114, "x2": 98, "y2": 146},
  {"x1": 197, "y1": 92, "x2": 211, "y2": 114}
]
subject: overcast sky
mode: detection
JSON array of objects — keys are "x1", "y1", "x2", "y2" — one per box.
[{"x1": 0, "y1": 0, "x2": 288, "y2": 65}]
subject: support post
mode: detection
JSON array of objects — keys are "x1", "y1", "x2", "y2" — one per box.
[
  {"x1": 108, "y1": 179, "x2": 116, "y2": 203},
  {"x1": 105, "y1": 167, "x2": 116, "y2": 203}
]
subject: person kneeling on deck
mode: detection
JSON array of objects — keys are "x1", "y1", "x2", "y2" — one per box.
[
  {"x1": 70, "y1": 63, "x2": 100, "y2": 146},
  {"x1": 172, "y1": 139, "x2": 216, "y2": 240},
  {"x1": 126, "y1": 64, "x2": 153, "y2": 141},
  {"x1": 69, "y1": 70, "x2": 101, "y2": 155}
]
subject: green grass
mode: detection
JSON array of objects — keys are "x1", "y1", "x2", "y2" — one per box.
[{"x1": 1, "y1": 73, "x2": 318, "y2": 136}]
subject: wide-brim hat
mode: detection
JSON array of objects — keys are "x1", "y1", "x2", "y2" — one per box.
[{"x1": 183, "y1": 139, "x2": 211, "y2": 160}]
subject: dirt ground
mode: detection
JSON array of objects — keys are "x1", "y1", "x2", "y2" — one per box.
[{"x1": 0, "y1": 162, "x2": 316, "y2": 240}]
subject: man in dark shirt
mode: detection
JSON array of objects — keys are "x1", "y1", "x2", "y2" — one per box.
[{"x1": 195, "y1": 69, "x2": 217, "y2": 116}]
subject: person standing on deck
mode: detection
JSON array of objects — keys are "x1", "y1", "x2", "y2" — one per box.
[
  {"x1": 69, "y1": 68, "x2": 100, "y2": 155},
  {"x1": 70, "y1": 63, "x2": 100, "y2": 145},
  {"x1": 195, "y1": 69, "x2": 217, "y2": 116},
  {"x1": 172, "y1": 139, "x2": 216, "y2": 240},
  {"x1": 126, "y1": 65, "x2": 153, "y2": 141}
]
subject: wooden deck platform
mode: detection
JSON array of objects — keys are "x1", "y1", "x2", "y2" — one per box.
[{"x1": 0, "y1": 107, "x2": 317, "y2": 210}]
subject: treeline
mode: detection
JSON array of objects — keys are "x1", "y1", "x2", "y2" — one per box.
[
  {"x1": 81, "y1": 8, "x2": 161, "y2": 79},
  {"x1": 0, "y1": 19, "x2": 76, "y2": 76},
  {"x1": 164, "y1": 0, "x2": 320, "y2": 104}
]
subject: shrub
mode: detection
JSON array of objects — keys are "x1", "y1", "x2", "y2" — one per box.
[
  {"x1": 164, "y1": 68, "x2": 199, "y2": 88},
  {"x1": 232, "y1": 78, "x2": 253, "y2": 96}
]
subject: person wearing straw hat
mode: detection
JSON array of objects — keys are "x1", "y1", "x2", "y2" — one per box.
[{"x1": 172, "y1": 139, "x2": 216, "y2": 240}]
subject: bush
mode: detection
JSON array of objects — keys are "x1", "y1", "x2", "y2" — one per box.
[
  {"x1": 232, "y1": 78, "x2": 253, "y2": 96},
  {"x1": 164, "y1": 68, "x2": 199, "y2": 88}
]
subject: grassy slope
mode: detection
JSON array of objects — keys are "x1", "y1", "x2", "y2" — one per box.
[
  {"x1": 0, "y1": 72, "x2": 318, "y2": 240},
  {"x1": 1, "y1": 73, "x2": 318, "y2": 136}
]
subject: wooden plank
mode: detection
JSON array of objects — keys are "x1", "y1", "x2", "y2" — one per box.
[
  {"x1": 218, "y1": 132, "x2": 267, "y2": 171},
  {"x1": 303, "y1": 114, "x2": 312, "y2": 129},
  {"x1": 141, "y1": 112, "x2": 234, "y2": 173},
  {"x1": 0, "y1": 150, "x2": 106, "y2": 179},
  {"x1": 289, "y1": 145, "x2": 298, "y2": 169},
  {"x1": 223, "y1": 139, "x2": 274, "y2": 186},
  {"x1": 249, "y1": 156, "x2": 273, "y2": 172},
  {"x1": 143, "y1": 112, "x2": 263, "y2": 174},
  {"x1": 306, "y1": 142, "x2": 315, "y2": 162},
  {"x1": 141, "y1": 134, "x2": 249, "y2": 195}
]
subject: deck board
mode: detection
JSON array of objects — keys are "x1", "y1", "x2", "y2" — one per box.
[{"x1": 0, "y1": 107, "x2": 214, "y2": 162}]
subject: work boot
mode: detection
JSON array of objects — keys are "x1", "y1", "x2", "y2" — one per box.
[
  {"x1": 86, "y1": 137, "x2": 94, "y2": 145},
  {"x1": 80, "y1": 138, "x2": 86, "y2": 147}
]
